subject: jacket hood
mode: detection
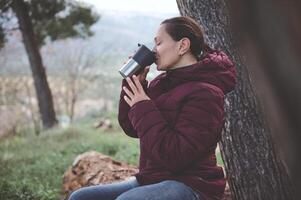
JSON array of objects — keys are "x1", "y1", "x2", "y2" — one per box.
[{"x1": 160, "y1": 50, "x2": 237, "y2": 94}]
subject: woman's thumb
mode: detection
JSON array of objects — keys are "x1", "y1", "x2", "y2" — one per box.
[
  {"x1": 145, "y1": 66, "x2": 150, "y2": 72},
  {"x1": 143, "y1": 66, "x2": 150, "y2": 75}
]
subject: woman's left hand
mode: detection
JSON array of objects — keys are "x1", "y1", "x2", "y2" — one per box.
[{"x1": 123, "y1": 75, "x2": 150, "y2": 107}]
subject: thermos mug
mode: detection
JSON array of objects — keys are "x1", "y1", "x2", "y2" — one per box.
[{"x1": 119, "y1": 44, "x2": 155, "y2": 78}]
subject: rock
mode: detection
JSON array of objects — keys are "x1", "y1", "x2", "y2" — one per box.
[
  {"x1": 62, "y1": 151, "x2": 138, "y2": 198},
  {"x1": 94, "y1": 118, "x2": 113, "y2": 131},
  {"x1": 62, "y1": 151, "x2": 232, "y2": 200}
]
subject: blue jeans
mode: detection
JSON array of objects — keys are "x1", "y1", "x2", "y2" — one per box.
[{"x1": 68, "y1": 177, "x2": 202, "y2": 200}]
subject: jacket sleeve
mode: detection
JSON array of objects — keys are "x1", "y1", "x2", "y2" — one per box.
[
  {"x1": 118, "y1": 79, "x2": 148, "y2": 138},
  {"x1": 128, "y1": 88, "x2": 224, "y2": 172}
]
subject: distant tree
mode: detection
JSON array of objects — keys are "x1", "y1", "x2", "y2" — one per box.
[
  {"x1": 0, "y1": 26, "x2": 4, "y2": 48},
  {"x1": 0, "y1": 0, "x2": 99, "y2": 129},
  {"x1": 48, "y1": 39, "x2": 97, "y2": 122}
]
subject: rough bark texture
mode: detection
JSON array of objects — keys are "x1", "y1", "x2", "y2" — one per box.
[
  {"x1": 226, "y1": 0, "x2": 301, "y2": 195},
  {"x1": 176, "y1": 0, "x2": 294, "y2": 199},
  {"x1": 12, "y1": 0, "x2": 57, "y2": 128}
]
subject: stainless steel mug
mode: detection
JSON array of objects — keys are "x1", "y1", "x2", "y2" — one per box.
[{"x1": 119, "y1": 44, "x2": 155, "y2": 78}]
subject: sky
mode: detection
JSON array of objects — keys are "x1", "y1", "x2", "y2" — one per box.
[{"x1": 80, "y1": 0, "x2": 179, "y2": 14}]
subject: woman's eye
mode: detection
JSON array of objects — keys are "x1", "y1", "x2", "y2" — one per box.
[{"x1": 157, "y1": 42, "x2": 161, "y2": 46}]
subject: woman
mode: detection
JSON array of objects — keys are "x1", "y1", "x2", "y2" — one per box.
[{"x1": 69, "y1": 16, "x2": 236, "y2": 200}]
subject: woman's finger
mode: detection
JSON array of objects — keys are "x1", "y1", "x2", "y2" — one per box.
[
  {"x1": 123, "y1": 86, "x2": 134, "y2": 99},
  {"x1": 145, "y1": 66, "x2": 150, "y2": 72},
  {"x1": 124, "y1": 95, "x2": 131, "y2": 106},
  {"x1": 126, "y1": 77, "x2": 138, "y2": 94},
  {"x1": 142, "y1": 66, "x2": 150, "y2": 77},
  {"x1": 132, "y1": 75, "x2": 144, "y2": 93}
]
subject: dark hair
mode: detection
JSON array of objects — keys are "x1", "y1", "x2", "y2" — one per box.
[{"x1": 161, "y1": 16, "x2": 212, "y2": 60}]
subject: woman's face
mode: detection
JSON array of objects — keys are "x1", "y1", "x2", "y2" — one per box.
[{"x1": 153, "y1": 24, "x2": 181, "y2": 71}]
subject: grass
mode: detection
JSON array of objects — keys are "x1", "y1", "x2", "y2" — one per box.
[
  {"x1": 0, "y1": 118, "x2": 224, "y2": 200},
  {"x1": 0, "y1": 120, "x2": 139, "y2": 200}
]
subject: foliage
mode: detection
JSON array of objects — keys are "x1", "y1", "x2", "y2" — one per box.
[
  {"x1": 0, "y1": 0, "x2": 100, "y2": 48},
  {"x1": 0, "y1": 180, "x2": 42, "y2": 200}
]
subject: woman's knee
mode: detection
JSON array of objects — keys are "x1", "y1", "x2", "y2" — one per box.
[
  {"x1": 68, "y1": 187, "x2": 95, "y2": 200},
  {"x1": 68, "y1": 188, "x2": 85, "y2": 200},
  {"x1": 115, "y1": 189, "x2": 140, "y2": 200}
]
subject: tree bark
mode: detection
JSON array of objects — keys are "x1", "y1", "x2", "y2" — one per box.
[
  {"x1": 12, "y1": 0, "x2": 57, "y2": 129},
  {"x1": 176, "y1": 0, "x2": 295, "y2": 199},
  {"x1": 226, "y1": 0, "x2": 301, "y2": 195}
]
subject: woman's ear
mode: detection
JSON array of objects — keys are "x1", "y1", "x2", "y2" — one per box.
[{"x1": 178, "y1": 37, "x2": 191, "y2": 56}]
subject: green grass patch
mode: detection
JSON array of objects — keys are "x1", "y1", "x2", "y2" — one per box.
[{"x1": 0, "y1": 123, "x2": 139, "y2": 200}]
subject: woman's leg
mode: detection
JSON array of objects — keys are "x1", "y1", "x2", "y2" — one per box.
[
  {"x1": 68, "y1": 177, "x2": 139, "y2": 200},
  {"x1": 116, "y1": 180, "x2": 202, "y2": 200}
]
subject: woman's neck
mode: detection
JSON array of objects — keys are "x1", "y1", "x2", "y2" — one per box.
[{"x1": 169, "y1": 54, "x2": 198, "y2": 70}]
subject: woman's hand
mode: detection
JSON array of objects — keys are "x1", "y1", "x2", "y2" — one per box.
[
  {"x1": 123, "y1": 75, "x2": 150, "y2": 107},
  {"x1": 137, "y1": 66, "x2": 150, "y2": 83}
]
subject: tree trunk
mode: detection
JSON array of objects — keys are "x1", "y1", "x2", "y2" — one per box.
[
  {"x1": 176, "y1": 0, "x2": 295, "y2": 199},
  {"x1": 12, "y1": 0, "x2": 57, "y2": 129},
  {"x1": 226, "y1": 0, "x2": 301, "y2": 195}
]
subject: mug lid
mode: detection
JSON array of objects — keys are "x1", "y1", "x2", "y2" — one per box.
[{"x1": 133, "y1": 44, "x2": 155, "y2": 67}]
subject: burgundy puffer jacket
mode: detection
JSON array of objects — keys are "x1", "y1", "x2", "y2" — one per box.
[{"x1": 118, "y1": 50, "x2": 237, "y2": 200}]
